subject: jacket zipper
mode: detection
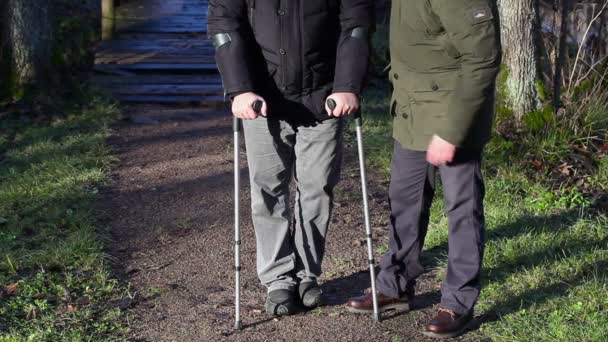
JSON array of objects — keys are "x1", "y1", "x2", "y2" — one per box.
[
  {"x1": 299, "y1": 0, "x2": 304, "y2": 93},
  {"x1": 248, "y1": 0, "x2": 255, "y2": 31},
  {"x1": 279, "y1": 0, "x2": 286, "y2": 90}
]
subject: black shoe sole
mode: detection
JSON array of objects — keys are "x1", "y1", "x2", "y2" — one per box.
[
  {"x1": 265, "y1": 302, "x2": 297, "y2": 316},
  {"x1": 301, "y1": 294, "x2": 322, "y2": 309},
  {"x1": 299, "y1": 283, "x2": 322, "y2": 309}
]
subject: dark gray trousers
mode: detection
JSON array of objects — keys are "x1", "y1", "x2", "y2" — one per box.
[{"x1": 376, "y1": 141, "x2": 485, "y2": 314}]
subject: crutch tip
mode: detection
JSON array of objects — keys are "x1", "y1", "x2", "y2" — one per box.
[
  {"x1": 373, "y1": 313, "x2": 382, "y2": 322},
  {"x1": 235, "y1": 321, "x2": 243, "y2": 330}
]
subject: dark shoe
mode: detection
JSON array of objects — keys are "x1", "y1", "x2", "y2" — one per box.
[
  {"x1": 423, "y1": 308, "x2": 473, "y2": 339},
  {"x1": 299, "y1": 281, "x2": 322, "y2": 308},
  {"x1": 345, "y1": 291, "x2": 410, "y2": 314},
  {"x1": 265, "y1": 289, "x2": 298, "y2": 316}
]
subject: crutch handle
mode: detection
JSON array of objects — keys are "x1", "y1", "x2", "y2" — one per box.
[
  {"x1": 326, "y1": 98, "x2": 337, "y2": 112},
  {"x1": 252, "y1": 99, "x2": 263, "y2": 114},
  {"x1": 233, "y1": 100, "x2": 263, "y2": 132},
  {"x1": 326, "y1": 98, "x2": 363, "y2": 125}
]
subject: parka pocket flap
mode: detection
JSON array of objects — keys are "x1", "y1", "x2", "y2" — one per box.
[{"x1": 412, "y1": 73, "x2": 458, "y2": 93}]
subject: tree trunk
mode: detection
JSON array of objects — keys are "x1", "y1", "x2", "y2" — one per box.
[
  {"x1": 553, "y1": 0, "x2": 571, "y2": 112},
  {"x1": 498, "y1": 0, "x2": 544, "y2": 128},
  {"x1": 1, "y1": 0, "x2": 8, "y2": 93},
  {"x1": 6, "y1": 0, "x2": 54, "y2": 92}
]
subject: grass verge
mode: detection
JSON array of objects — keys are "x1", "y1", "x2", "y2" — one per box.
[
  {"x1": 0, "y1": 94, "x2": 129, "y2": 341},
  {"x1": 360, "y1": 85, "x2": 608, "y2": 341}
]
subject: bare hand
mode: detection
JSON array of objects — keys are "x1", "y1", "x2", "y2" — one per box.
[
  {"x1": 232, "y1": 92, "x2": 267, "y2": 119},
  {"x1": 426, "y1": 135, "x2": 456, "y2": 166},
  {"x1": 325, "y1": 92, "x2": 359, "y2": 117}
]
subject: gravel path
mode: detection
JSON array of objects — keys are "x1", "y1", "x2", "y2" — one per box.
[{"x1": 101, "y1": 104, "x2": 483, "y2": 341}]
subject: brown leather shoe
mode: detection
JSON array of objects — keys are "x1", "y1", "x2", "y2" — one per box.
[
  {"x1": 345, "y1": 291, "x2": 409, "y2": 314},
  {"x1": 423, "y1": 308, "x2": 473, "y2": 339}
]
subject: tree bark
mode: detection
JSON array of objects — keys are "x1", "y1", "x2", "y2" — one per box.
[
  {"x1": 498, "y1": 0, "x2": 544, "y2": 127},
  {"x1": 553, "y1": 0, "x2": 571, "y2": 112},
  {"x1": 6, "y1": 0, "x2": 54, "y2": 91}
]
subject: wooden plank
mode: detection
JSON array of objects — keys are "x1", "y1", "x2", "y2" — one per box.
[
  {"x1": 93, "y1": 65, "x2": 137, "y2": 76},
  {"x1": 110, "y1": 84, "x2": 223, "y2": 96},
  {"x1": 95, "y1": 53, "x2": 216, "y2": 65},
  {"x1": 97, "y1": 39, "x2": 213, "y2": 51},
  {"x1": 106, "y1": 33, "x2": 208, "y2": 40},
  {"x1": 92, "y1": 75, "x2": 222, "y2": 85},
  {"x1": 116, "y1": 24, "x2": 207, "y2": 34},
  {"x1": 113, "y1": 94, "x2": 224, "y2": 103},
  {"x1": 96, "y1": 49, "x2": 215, "y2": 60},
  {"x1": 105, "y1": 63, "x2": 217, "y2": 70},
  {"x1": 116, "y1": 10, "x2": 208, "y2": 19}
]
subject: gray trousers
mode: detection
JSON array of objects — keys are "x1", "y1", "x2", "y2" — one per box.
[
  {"x1": 243, "y1": 117, "x2": 343, "y2": 292},
  {"x1": 376, "y1": 141, "x2": 485, "y2": 314}
]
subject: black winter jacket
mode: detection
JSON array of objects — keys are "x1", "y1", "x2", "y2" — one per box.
[{"x1": 208, "y1": 0, "x2": 373, "y2": 121}]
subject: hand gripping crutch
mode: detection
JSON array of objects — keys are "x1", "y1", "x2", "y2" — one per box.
[
  {"x1": 327, "y1": 99, "x2": 380, "y2": 322},
  {"x1": 233, "y1": 100, "x2": 263, "y2": 331}
]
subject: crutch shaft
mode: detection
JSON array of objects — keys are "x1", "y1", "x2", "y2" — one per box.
[
  {"x1": 233, "y1": 101, "x2": 262, "y2": 331},
  {"x1": 355, "y1": 118, "x2": 381, "y2": 322},
  {"x1": 327, "y1": 99, "x2": 380, "y2": 322},
  {"x1": 234, "y1": 117, "x2": 242, "y2": 330}
]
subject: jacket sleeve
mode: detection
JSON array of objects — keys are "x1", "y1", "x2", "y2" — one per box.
[
  {"x1": 207, "y1": 0, "x2": 255, "y2": 96},
  {"x1": 333, "y1": 0, "x2": 374, "y2": 95},
  {"x1": 433, "y1": 0, "x2": 501, "y2": 146}
]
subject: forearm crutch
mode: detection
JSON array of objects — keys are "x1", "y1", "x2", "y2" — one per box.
[
  {"x1": 233, "y1": 100, "x2": 263, "y2": 331},
  {"x1": 327, "y1": 99, "x2": 380, "y2": 322}
]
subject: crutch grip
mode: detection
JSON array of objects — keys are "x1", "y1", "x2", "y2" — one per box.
[
  {"x1": 233, "y1": 100, "x2": 263, "y2": 132},
  {"x1": 326, "y1": 98, "x2": 337, "y2": 112},
  {"x1": 326, "y1": 98, "x2": 363, "y2": 126},
  {"x1": 252, "y1": 100, "x2": 263, "y2": 114}
]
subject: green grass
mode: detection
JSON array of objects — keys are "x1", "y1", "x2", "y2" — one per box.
[
  {"x1": 360, "y1": 88, "x2": 608, "y2": 342},
  {"x1": 0, "y1": 95, "x2": 129, "y2": 341}
]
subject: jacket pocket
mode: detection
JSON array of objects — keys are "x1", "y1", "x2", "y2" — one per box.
[
  {"x1": 410, "y1": 72, "x2": 459, "y2": 134},
  {"x1": 391, "y1": 87, "x2": 411, "y2": 118}
]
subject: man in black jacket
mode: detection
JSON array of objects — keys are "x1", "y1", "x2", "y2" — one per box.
[{"x1": 208, "y1": 0, "x2": 373, "y2": 316}]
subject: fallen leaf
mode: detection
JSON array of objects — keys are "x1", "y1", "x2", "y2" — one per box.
[
  {"x1": 4, "y1": 283, "x2": 18, "y2": 295},
  {"x1": 351, "y1": 239, "x2": 365, "y2": 247},
  {"x1": 66, "y1": 304, "x2": 78, "y2": 313},
  {"x1": 531, "y1": 159, "x2": 543, "y2": 171},
  {"x1": 558, "y1": 163, "x2": 573, "y2": 176}
]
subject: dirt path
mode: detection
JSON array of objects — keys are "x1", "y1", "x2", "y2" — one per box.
[{"x1": 101, "y1": 104, "x2": 481, "y2": 341}]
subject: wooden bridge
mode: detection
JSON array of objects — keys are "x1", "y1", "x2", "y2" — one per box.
[{"x1": 93, "y1": 0, "x2": 224, "y2": 104}]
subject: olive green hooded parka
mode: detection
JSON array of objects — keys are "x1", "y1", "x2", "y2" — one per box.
[{"x1": 390, "y1": 0, "x2": 501, "y2": 150}]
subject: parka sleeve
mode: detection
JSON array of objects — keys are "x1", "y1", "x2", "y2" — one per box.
[
  {"x1": 333, "y1": 0, "x2": 375, "y2": 95},
  {"x1": 207, "y1": 0, "x2": 255, "y2": 96},
  {"x1": 433, "y1": 0, "x2": 501, "y2": 146}
]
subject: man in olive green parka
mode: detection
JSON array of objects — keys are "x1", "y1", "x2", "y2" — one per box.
[{"x1": 346, "y1": 0, "x2": 501, "y2": 338}]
